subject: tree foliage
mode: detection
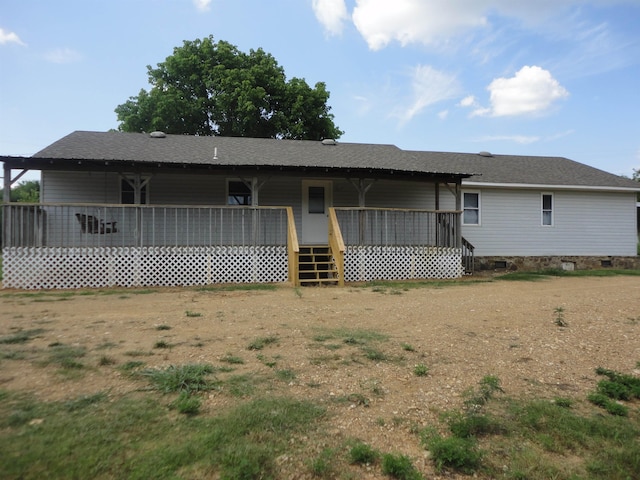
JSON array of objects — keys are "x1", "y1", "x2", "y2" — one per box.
[
  {"x1": 115, "y1": 36, "x2": 343, "y2": 140},
  {"x1": 0, "y1": 180, "x2": 40, "y2": 203}
]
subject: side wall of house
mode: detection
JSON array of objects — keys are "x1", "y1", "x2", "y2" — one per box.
[{"x1": 452, "y1": 187, "x2": 638, "y2": 256}]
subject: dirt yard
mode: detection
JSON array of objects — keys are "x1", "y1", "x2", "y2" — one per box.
[{"x1": 1, "y1": 275, "x2": 639, "y2": 478}]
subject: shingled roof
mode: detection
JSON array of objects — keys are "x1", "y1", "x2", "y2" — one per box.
[
  {"x1": 4, "y1": 130, "x2": 638, "y2": 191},
  {"x1": 408, "y1": 151, "x2": 640, "y2": 190},
  {"x1": 26, "y1": 131, "x2": 472, "y2": 178}
]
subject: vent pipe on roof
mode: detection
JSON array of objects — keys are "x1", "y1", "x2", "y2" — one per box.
[
  {"x1": 149, "y1": 131, "x2": 166, "y2": 138},
  {"x1": 478, "y1": 151, "x2": 492, "y2": 157},
  {"x1": 321, "y1": 138, "x2": 337, "y2": 146}
]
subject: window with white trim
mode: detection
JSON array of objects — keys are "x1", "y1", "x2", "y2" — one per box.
[
  {"x1": 227, "y1": 180, "x2": 251, "y2": 205},
  {"x1": 463, "y1": 192, "x2": 480, "y2": 225},
  {"x1": 542, "y1": 193, "x2": 553, "y2": 226}
]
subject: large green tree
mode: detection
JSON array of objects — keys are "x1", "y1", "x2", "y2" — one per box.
[
  {"x1": 115, "y1": 37, "x2": 343, "y2": 140},
  {"x1": 0, "y1": 180, "x2": 40, "y2": 203}
]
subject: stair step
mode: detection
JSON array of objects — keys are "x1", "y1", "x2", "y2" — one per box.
[
  {"x1": 299, "y1": 278, "x2": 339, "y2": 285},
  {"x1": 298, "y1": 244, "x2": 339, "y2": 286}
]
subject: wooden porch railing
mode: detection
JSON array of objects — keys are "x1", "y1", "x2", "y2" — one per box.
[
  {"x1": 2, "y1": 203, "x2": 290, "y2": 249},
  {"x1": 332, "y1": 207, "x2": 462, "y2": 248}
]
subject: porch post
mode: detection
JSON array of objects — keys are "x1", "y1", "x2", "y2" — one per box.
[
  {"x1": 2, "y1": 163, "x2": 10, "y2": 248},
  {"x1": 348, "y1": 179, "x2": 375, "y2": 246},
  {"x1": 251, "y1": 177, "x2": 258, "y2": 206},
  {"x1": 3, "y1": 163, "x2": 10, "y2": 203},
  {"x1": 455, "y1": 181, "x2": 462, "y2": 248}
]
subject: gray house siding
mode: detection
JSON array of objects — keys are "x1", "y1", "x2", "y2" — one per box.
[
  {"x1": 460, "y1": 187, "x2": 637, "y2": 256},
  {"x1": 42, "y1": 171, "x2": 438, "y2": 240}
]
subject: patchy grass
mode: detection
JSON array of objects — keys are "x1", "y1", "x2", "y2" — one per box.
[
  {"x1": 0, "y1": 328, "x2": 46, "y2": 344},
  {"x1": 141, "y1": 363, "x2": 217, "y2": 394},
  {"x1": 39, "y1": 343, "x2": 87, "y2": 371},
  {"x1": 247, "y1": 335, "x2": 279, "y2": 351},
  {"x1": 195, "y1": 283, "x2": 278, "y2": 292},
  {"x1": 497, "y1": 269, "x2": 640, "y2": 281},
  {"x1": 219, "y1": 353, "x2": 244, "y2": 365},
  {"x1": 0, "y1": 390, "x2": 325, "y2": 480}
]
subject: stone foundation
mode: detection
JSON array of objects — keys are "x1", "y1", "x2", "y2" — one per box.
[{"x1": 475, "y1": 255, "x2": 640, "y2": 273}]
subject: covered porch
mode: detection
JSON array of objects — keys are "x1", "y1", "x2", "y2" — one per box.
[{"x1": 2, "y1": 202, "x2": 470, "y2": 289}]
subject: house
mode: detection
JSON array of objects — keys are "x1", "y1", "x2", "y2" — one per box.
[{"x1": 2, "y1": 131, "x2": 638, "y2": 289}]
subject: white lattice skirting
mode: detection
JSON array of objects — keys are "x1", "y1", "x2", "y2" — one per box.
[
  {"x1": 2, "y1": 246, "x2": 289, "y2": 289},
  {"x1": 344, "y1": 245, "x2": 464, "y2": 282}
]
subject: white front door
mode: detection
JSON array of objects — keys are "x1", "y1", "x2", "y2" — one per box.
[{"x1": 301, "y1": 180, "x2": 332, "y2": 244}]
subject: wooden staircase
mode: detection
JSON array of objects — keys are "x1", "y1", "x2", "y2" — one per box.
[{"x1": 298, "y1": 245, "x2": 339, "y2": 286}]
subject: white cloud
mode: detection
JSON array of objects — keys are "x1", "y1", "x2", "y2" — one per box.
[
  {"x1": 464, "y1": 66, "x2": 569, "y2": 117},
  {"x1": 438, "y1": 110, "x2": 449, "y2": 119},
  {"x1": 343, "y1": 0, "x2": 638, "y2": 52},
  {"x1": 45, "y1": 48, "x2": 83, "y2": 64},
  {"x1": 458, "y1": 95, "x2": 477, "y2": 108},
  {"x1": 193, "y1": 0, "x2": 212, "y2": 12},
  {"x1": 488, "y1": 66, "x2": 569, "y2": 116},
  {"x1": 0, "y1": 28, "x2": 26, "y2": 46},
  {"x1": 352, "y1": 0, "x2": 487, "y2": 50},
  {"x1": 312, "y1": 0, "x2": 349, "y2": 36},
  {"x1": 395, "y1": 65, "x2": 461, "y2": 124}
]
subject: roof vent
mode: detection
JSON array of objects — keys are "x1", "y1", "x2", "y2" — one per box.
[
  {"x1": 478, "y1": 151, "x2": 492, "y2": 157},
  {"x1": 321, "y1": 138, "x2": 337, "y2": 146},
  {"x1": 149, "y1": 131, "x2": 166, "y2": 138}
]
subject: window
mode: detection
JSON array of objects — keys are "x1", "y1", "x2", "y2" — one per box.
[
  {"x1": 463, "y1": 192, "x2": 480, "y2": 225},
  {"x1": 121, "y1": 177, "x2": 149, "y2": 204},
  {"x1": 308, "y1": 186, "x2": 325, "y2": 214},
  {"x1": 542, "y1": 193, "x2": 553, "y2": 226},
  {"x1": 227, "y1": 180, "x2": 251, "y2": 205}
]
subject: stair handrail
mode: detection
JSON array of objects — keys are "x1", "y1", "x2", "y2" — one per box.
[
  {"x1": 328, "y1": 208, "x2": 345, "y2": 286},
  {"x1": 461, "y1": 236, "x2": 475, "y2": 274},
  {"x1": 286, "y1": 207, "x2": 300, "y2": 286}
]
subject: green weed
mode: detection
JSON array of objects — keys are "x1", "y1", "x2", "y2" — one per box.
[
  {"x1": 423, "y1": 432, "x2": 482, "y2": 474},
  {"x1": 219, "y1": 353, "x2": 244, "y2": 364},
  {"x1": 309, "y1": 447, "x2": 336, "y2": 477},
  {"x1": 247, "y1": 335, "x2": 279, "y2": 350},
  {"x1": 275, "y1": 369, "x2": 296, "y2": 382},
  {"x1": 349, "y1": 441, "x2": 380, "y2": 465},
  {"x1": 141, "y1": 363, "x2": 216, "y2": 393},
  {"x1": 381, "y1": 453, "x2": 423, "y2": 479},
  {"x1": 554, "y1": 306, "x2": 568, "y2": 327},
  {"x1": 413, "y1": 363, "x2": 429, "y2": 376}
]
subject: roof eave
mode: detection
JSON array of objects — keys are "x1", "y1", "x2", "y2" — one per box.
[{"x1": 463, "y1": 180, "x2": 640, "y2": 192}]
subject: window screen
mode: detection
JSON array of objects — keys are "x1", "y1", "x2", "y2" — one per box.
[
  {"x1": 228, "y1": 181, "x2": 251, "y2": 205},
  {"x1": 463, "y1": 192, "x2": 480, "y2": 225},
  {"x1": 542, "y1": 194, "x2": 553, "y2": 226},
  {"x1": 308, "y1": 186, "x2": 325, "y2": 214}
]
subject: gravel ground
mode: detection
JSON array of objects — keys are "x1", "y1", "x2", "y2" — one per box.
[{"x1": 1, "y1": 275, "x2": 639, "y2": 478}]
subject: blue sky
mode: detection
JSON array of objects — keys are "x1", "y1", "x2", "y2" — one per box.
[{"x1": 2, "y1": 0, "x2": 640, "y2": 184}]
